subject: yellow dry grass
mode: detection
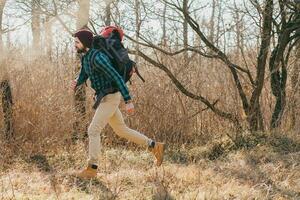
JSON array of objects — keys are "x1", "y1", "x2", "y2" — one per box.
[
  {"x1": 0, "y1": 139, "x2": 299, "y2": 200},
  {"x1": 0, "y1": 50, "x2": 299, "y2": 199}
]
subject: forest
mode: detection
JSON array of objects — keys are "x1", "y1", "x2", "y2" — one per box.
[{"x1": 0, "y1": 0, "x2": 299, "y2": 199}]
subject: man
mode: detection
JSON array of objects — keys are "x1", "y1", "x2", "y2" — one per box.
[{"x1": 71, "y1": 29, "x2": 165, "y2": 179}]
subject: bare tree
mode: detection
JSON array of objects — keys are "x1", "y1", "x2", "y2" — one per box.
[
  {"x1": 215, "y1": 0, "x2": 222, "y2": 48},
  {"x1": 31, "y1": 0, "x2": 41, "y2": 52},
  {"x1": 77, "y1": 0, "x2": 90, "y2": 28},
  {"x1": 15, "y1": 0, "x2": 76, "y2": 54},
  {"x1": 268, "y1": 1, "x2": 300, "y2": 129},
  {"x1": 291, "y1": 36, "x2": 300, "y2": 130},
  {"x1": 73, "y1": 0, "x2": 90, "y2": 140},
  {"x1": 105, "y1": 0, "x2": 112, "y2": 25},
  {"x1": 134, "y1": 0, "x2": 141, "y2": 64},
  {"x1": 127, "y1": 0, "x2": 275, "y2": 138},
  {"x1": 209, "y1": 0, "x2": 216, "y2": 45},
  {"x1": 133, "y1": 0, "x2": 300, "y2": 133},
  {"x1": 185, "y1": 0, "x2": 271, "y2": 132},
  {"x1": 1, "y1": 80, "x2": 13, "y2": 140},
  {"x1": 182, "y1": 0, "x2": 188, "y2": 64},
  {"x1": 232, "y1": 1, "x2": 244, "y2": 63},
  {"x1": 289, "y1": 3, "x2": 300, "y2": 130},
  {"x1": 44, "y1": 15, "x2": 53, "y2": 57},
  {"x1": 0, "y1": 0, "x2": 6, "y2": 53},
  {"x1": 161, "y1": 0, "x2": 167, "y2": 46},
  {"x1": 13, "y1": 0, "x2": 92, "y2": 139}
]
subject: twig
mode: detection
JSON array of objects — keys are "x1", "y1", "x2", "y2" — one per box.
[{"x1": 8, "y1": 174, "x2": 16, "y2": 199}]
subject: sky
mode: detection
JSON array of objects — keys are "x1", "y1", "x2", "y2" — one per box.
[{"x1": 1, "y1": 0, "x2": 251, "y2": 54}]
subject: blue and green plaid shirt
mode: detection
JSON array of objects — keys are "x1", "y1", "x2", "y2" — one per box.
[{"x1": 76, "y1": 49, "x2": 131, "y2": 102}]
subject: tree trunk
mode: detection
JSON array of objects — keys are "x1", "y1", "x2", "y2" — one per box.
[
  {"x1": 183, "y1": 0, "x2": 188, "y2": 64},
  {"x1": 31, "y1": 0, "x2": 41, "y2": 53},
  {"x1": 135, "y1": 0, "x2": 141, "y2": 64},
  {"x1": 269, "y1": 47, "x2": 288, "y2": 129},
  {"x1": 105, "y1": 1, "x2": 111, "y2": 26},
  {"x1": 291, "y1": 32, "x2": 300, "y2": 130},
  {"x1": 73, "y1": 0, "x2": 90, "y2": 140},
  {"x1": 77, "y1": 0, "x2": 90, "y2": 29},
  {"x1": 44, "y1": 16, "x2": 53, "y2": 59},
  {"x1": 1, "y1": 80, "x2": 13, "y2": 140},
  {"x1": 208, "y1": 0, "x2": 217, "y2": 69},
  {"x1": 234, "y1": 2, "x2": 243, "y2": 63},
  {"x1": 209, "y1": 0, "x2": 216, "y2": 45},
  {"x1": 0, "y1": 0, "x2": 6, "y2": 54},
  {"x1": 290, "y1": 4, "x2": 300, "y2": 131},
  {"x1": 247, "y1": 0, "x2": 273, "y2": 132},
  {"x1": 216, "y1": 0, "x2": 221, "y2": 48},
  {"x1": 269, "y1": 30, "x2": 290, "y2": 129},
  {"x1": 161, "y1": 1, "x2": 167, "y2": 47},
  {"x1": 247, "y1": 100, "x2": 264, "y2": 132}
]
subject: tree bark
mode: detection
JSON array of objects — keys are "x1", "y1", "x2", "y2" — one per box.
[
  {"x1": 0, "y1": 0, "x2": 6, "y2": 54},
  {"x1": 135, "y1": 0, "x2": 141, "y2": 64},
  {"x1": 77, "y1": 0, "x2": 90, "y2": 29},
  {"x1": 105, "y1": 1, "x2": 111, "y2": 26},
  {"x1": 183, "y1": 0, "x2": 188, "y2": 65},
  {"x1": 269, "y1": 44, "x2": 288, "y2": 129},
  {"x1": 209, "y1": 0, "x2": 216, "y2": 45},
  {"x1": 234, "y1": 2, "x2": 243, "y2": 62},
  {"x1": 1, "y1": 80, "x2": 13, "y2": 140},
  {"x1": 248, "y1": 0, "x2": 273, "y2": 132},
  {"x1": 291, "y1": 32, "x2": 300, "y2": 130},
  {"x1": 162, "y1": 1, "x2": 167, "y2": 46},
  {"x1": 44, "y1": 15, "x2": 53, "y2": 59},
  {"x1": 288, "y1": 4, "x2": 300, "y2": 131},
  {"x1": 73, "y1": 0, "x2": 90, "y2": 140},
  {"x1": 268, "y1": 1, "x2": 296, "y2": 129},
  {"x1": 31, "y1": 0, "x2": 41, "y2": 52},
  {"x1": 216, "y1": 0, "x2": 221, "y2": 48}
]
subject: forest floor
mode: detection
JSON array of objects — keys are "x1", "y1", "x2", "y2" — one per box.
[{"x1": 1, "y1": 132, "x2": 300, "y2": 200}]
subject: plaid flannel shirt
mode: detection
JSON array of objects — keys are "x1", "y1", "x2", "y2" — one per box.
[{"x1": 76, "y1": 49, "x2": 131, "y2": 102}]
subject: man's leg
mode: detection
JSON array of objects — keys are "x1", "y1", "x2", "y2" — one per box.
[
  {"x1": 77, "y1": 93, "x2": 120, "y2": 178},
  {"x1": 109, "y1": 108, "x2": 165, "y2": 166},
  {"x1": 109, "y1": 108, "x2": 152, "y2": 147},
  {"x1": 88, "y1": 96, "x2": 120, "y2": 166}
]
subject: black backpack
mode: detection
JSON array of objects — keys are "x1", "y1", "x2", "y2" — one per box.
[{"x1": 91, "y1": 29, "x2": 145, "y2": 83}]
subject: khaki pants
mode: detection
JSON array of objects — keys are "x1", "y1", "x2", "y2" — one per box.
[{"x1": 88, "y1": 92, "x2": 152, "y2": 165}]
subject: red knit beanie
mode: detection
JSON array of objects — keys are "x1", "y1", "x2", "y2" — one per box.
[{"x1": 74, "y1": 30, "x2": 93, "y2": 48}]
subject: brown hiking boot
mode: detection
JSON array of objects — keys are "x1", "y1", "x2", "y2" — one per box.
[
  {"x1": 149, "y1": 142, "x2": 165, "y2": 166},
  {"x1": 76, "y1": 164, "x2": 97, "y2": 179}
]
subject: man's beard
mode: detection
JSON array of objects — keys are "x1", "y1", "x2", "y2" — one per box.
[{"x1": 76, "y1": 47, "x2": 87, "y2": 54}]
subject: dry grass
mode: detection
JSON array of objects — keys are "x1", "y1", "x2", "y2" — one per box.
[
  {"x1": 1, "y1": 133, "x2": 299, "y2": 200},
  {"x1": 0, "y1": 49, "x2": 234, "y2": 150},
  {"x1": 0, "y1": 49, "x2": 299, "y2": 199}
]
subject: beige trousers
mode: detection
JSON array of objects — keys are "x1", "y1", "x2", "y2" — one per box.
[{"x1": 88, "y1": 92, "x2": 152, "y2": 165}]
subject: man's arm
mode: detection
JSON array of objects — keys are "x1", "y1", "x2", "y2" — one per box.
[
  {"x1": 76, "y1": 66, "x2": 89, "y2": 87},
  {"x1": 93, "y1": 53, "x2": 132, "y2": 102}
]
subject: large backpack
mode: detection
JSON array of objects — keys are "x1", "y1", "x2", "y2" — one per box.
[{"x1": 91, "y1": 26, "x2": 145, "y2": 83}]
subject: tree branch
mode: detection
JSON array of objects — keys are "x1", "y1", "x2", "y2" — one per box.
[
  {"x1": 164, "y1": 0, "x2": 250, "y2": 112},
  {"x1": 125, "y1": 34, "x2": 217, "y2": 58},
  {"x1": 130, "y1": 49, "x2": 242, "y2": 129}
]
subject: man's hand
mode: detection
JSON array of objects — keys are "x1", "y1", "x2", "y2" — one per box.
[
  {"x1": 125, "y1": 101, "x2": 135, "y2": 115},
  {"x1": 71, "y1": 80, "x2": 77, "y2": 91}
]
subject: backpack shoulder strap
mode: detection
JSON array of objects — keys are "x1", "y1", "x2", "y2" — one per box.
[
  {"x1": 90, "y1": 49, "x2": 111, "y2": 73},
  {"x1": 89, "y1": 50, "x2": 100, "y2": 71}
]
